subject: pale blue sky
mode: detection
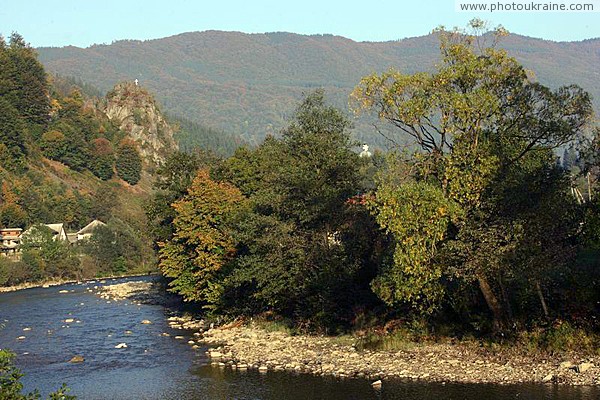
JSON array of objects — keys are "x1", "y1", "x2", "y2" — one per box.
[{"x1": 0, "y1": 0, "x2": 598, "y2": 48}]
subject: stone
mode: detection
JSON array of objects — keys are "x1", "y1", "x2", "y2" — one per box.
[
  {"x1": 115, "y1": 343, "x2": 128, "y2": 349},
  {"x1": 141, "y1": 320, "x2": 152, "y2": 324},
  {"x1": 188, "y1": 340, "x2": 195, "y2": 345},
  {"x1": 65, "y1": 318, "x2": 75, "y2": 323},
  {"x1": 209, "y1": 351, "x2": 223, "y2": 358},
  {"x1": 22, "y1": 327, "x2": 31, "y2": 331},
  {"x1": 543, "y1": 374, "x2": 554, "y2": 383},
  {"x1": 17, "y1": 336, "x2": 26, "y2": 340},
  {"x1": 59, "y1": 290, "x2": 69, "y2": 294},
  {"x1": 371, "y1": 380, "x2": 382, "y2": 389},
  {"x1": 161, "y1": 332, "x2": 171, "y2": 337},
  {"x1": 69, "y1": 355, "x2": 85, "y2": 363},
  {"x1": 125, "y1": 330, "x2": 133, "y2": 335},
  {"x1": 559, "y1": 361, "x2": 573, "y2": 370},
  {"x1": 579, "y1": 362, "x2": 594, "y2": 373},
  {"x1": 259, "y1": 366, "x2": 268, "y2": 373},
  {"x1": 174, "y1": 336, "x2": 184, "y2": 340}
]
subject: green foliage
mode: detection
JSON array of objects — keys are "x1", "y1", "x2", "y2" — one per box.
[
  {"x1": 0, "y1": 349, "x2": 75, "y2": 399},
  {"x1": 0, "y1": 98, "x2": 27, "y2": 172},
  {"x1": 218, "y1": 91, "x2": 381, "y2": 329},
  {"x1": 0, "y1": 33, "x2": 50, "y2": 127},
  {"x1": 353, "y1": 21, "x2": 593, "y2": 329},
  {"x1": 115, "y1": 140, "x2": 142, "y2": 185},
  {"x1": 20, "y1": 225, "x2": 80, "y2": 280},
  {"x1": 89, "y1": 138, "x2": 114, "y2": 180},
  {"x1": 368, "y1": 179, "x2": 461, "y2": 313},
  {"x1": 145, "y1": 151, "x2": 208, "y2": 246},
  {"x1": 170, "y1": 113, "x2": 243, "y2": 156},
  {"x1": 81, "y1": 220, "x2": 144, "y2": 275}
]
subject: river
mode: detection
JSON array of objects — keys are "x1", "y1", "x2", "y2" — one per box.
[{"x1": 0, "y1": 276, "x2": 598, "y2": 399}]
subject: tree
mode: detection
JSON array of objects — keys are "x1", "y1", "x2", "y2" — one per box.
[
  {"x1": 115, "y1": 139, "x2": 142, "y2": 185},
  {"x1": 0, "y1": 349, "x2": 75, "y2": 399},
  {"x1": 0, "y1": 33, "x2": 50, "y2": 127},
  {"x1": 352, "y1": 20, "x2": 592, "y2": 329},
  {"x1": 0, "y1": 98, "x2": 27, "y2": 172},
  {"x1": 158, "y1": 169, "x2": 244, "y2": 306},
  {"x1": 89, "y1": 138, "x2": 114, "y2": 180},
  {"x1": 220, "y1": 90, "x2": 381, "y2": 328}
]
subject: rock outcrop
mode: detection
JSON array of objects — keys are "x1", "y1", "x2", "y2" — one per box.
[{"x1": 103, "y1": 82, "x2": 177, "y2": 166}]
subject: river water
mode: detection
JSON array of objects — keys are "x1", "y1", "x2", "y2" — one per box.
[{"x1": 0, "y1": 276, "x2": 598, "y2": 400}]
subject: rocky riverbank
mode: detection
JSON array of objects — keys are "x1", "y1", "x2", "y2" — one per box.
[
  {"x1": 96, "y1": 280, "x2": 181, "y2": 307},
  {"x1": 0, "y1": 274, "x2": 153, "y2": 293},
  {"x1": 90, "y1": 282, "x2": 600, "y2": 386},
  {"x1": 198, "y1": 324, "x2": 599, "y2": 386}
]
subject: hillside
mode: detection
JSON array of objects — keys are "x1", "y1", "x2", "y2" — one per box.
[
  {"x1": 37, "y1": 31, "x2": 600, "y2": 147},
  {"x1": 0, "y1": 34, "x2": 178, "y2": 285}
]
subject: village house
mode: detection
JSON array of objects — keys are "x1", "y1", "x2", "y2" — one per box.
[
  {"x1": 76, "y1": 219, "x2": 106, "y2": 241},
  {"x1": 0, "y1": 228, "x2": 23, "y2": 257}
]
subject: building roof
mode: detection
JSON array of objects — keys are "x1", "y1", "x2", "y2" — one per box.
[
  {"x1": 77, "y1": 220, "x2": 106, "y2": 235},
  {"x1": 0, "y1": 228, "x2": 23, "y2": 232},
  {"x1": 46, "y1": 223, "x2": 65, "y2": 234},
  {"x1": 66, "y1": 233, "x2": 79, "y2": 244}
]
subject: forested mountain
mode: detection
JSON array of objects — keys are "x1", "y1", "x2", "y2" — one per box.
[
  {"x1": 37, "y1": 31, "x2": 600, "y2": 147},
  {"x1": 0, "y1": 34, "x2": 177, "y2": 285}
]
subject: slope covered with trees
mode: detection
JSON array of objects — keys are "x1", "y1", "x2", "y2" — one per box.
[
  {"x1": 37, "y1": 30, "x2": 600, "y2": 148},
  {"x1": 0, "y1": 34, "x2": 178, "y2": 286}
]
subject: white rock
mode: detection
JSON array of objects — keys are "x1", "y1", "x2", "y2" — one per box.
[
  {"x1": 59, "y1": 290, "x2": 69, "y2": 294},
  {"x1": 141, "y1": 320, "x2": 152, "y2": 324},
  {"x1": 65, "y1": 318, "x2": 75, "y2": 323},
  {"x1": 115, "y1": 343, "x2": 128, "y2": 349},
  {"x1": 17, "y1": 336, "x2": 26, "y2": 340},
  {"x1": 22, "y1": 327, "x2": 31, "y2": 331},
  {"x1": 371, "y1": 380, "x2": 382, "y2": 389},
  {"x1": 579, "y1": 362, "x2": 594, "y2": 373}
]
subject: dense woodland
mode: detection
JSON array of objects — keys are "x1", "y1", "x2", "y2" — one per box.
[
  {"x1": 0, "y1": 33, "x2": 154, "y2": 286},
  {"x1": 151, "y1": 23, "x2": 600, "y2": 350}
]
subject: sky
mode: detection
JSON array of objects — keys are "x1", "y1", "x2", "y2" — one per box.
[{"x1": 0, "y1": 0, "x2": 598, "y2": 48}]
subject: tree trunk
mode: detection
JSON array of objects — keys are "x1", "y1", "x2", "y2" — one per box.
[
  {"x1": 535, "y1": 280, "x2": 550, "y2": 318},
  {"x1": 477, "y1": 273, "x2": 507, "y2": 332},
  {"x1": 498, "y1": 274, "x2": 514, "y2": 322}
]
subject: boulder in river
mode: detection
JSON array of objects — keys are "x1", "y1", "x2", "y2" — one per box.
[
  {"x1": 141, "y1": 320, "x2": 152, "y2": 324},
  {"x1": 69, "y1": 355, "x2": 85, "y2": 363},
  {"x1": 115, "y1": 343, "x2": 128, "y2": 349}
]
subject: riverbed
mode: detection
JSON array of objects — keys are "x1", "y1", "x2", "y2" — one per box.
[{"x1": 1, "y1": 277, "x2": 598, "y2": 399}]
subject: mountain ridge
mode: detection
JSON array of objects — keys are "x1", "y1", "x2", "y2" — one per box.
[{"x1": 37, "y1": 30, "x2": 600, "y2": 147}]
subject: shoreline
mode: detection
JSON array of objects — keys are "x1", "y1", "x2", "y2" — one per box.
[
  {"x1": 38, "y1": 279, "x2": 600, "y2": 387},
  {"x1": 199, "y1": 323, "x2": 599, "y2": 387},
  {"x1": 0, "y1": 273, "x2": 158, "y2": 293}
]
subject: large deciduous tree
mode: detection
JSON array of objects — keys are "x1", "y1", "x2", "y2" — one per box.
[
  {"x1": 158, "y1": 169, "x2": 244, "y2": 307},
  {"x1": 352, "y1": 20, "x2": 592, "y2": 330}
]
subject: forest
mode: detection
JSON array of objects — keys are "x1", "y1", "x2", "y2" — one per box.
[{"x1": 152, "y1": 22, "x2": 600, "y2": 349}]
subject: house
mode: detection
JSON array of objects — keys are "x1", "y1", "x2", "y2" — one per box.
[
  {"x1": 76, "y1": 220, "x2": 106, "y2": 241},
  {"x1": 22, "y1": 223, "x2": 68, "y2": 243},
  {"x1": 0, "y1": 228, "x2": 22, "y2": 256}
]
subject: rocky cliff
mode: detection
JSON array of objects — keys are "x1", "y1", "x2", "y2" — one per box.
[{"x1": 103, "y1": 82, "x2": 177, "y2": 166}]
